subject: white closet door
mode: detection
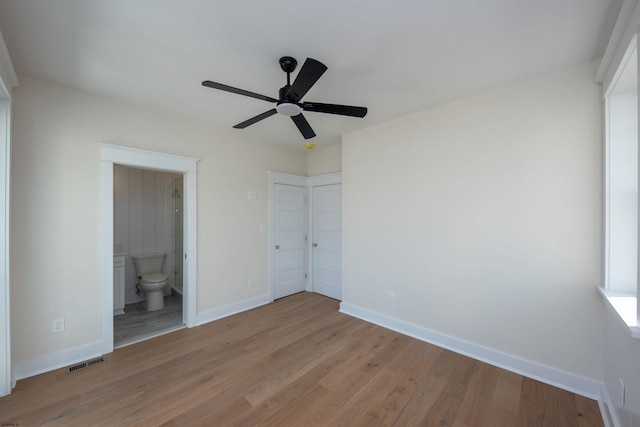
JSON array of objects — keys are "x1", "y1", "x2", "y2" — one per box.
[
  {"x1": 312, "y1": 184, "x2": 342, "y2": 300},
  {"x1": 274, "y1": 184, "x2": 307, "y2": 299}
]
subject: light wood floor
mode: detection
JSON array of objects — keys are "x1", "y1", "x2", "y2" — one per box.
[{"x1": 0, "y1": 292, "x2": 603, "y2": 426}]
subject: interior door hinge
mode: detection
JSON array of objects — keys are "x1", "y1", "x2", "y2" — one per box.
[{"x1": 305, "y1": 273, "x2": 307, "y2": 279}]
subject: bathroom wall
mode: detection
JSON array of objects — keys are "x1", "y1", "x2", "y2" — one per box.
[{"x1": 114, "y1": 165, "x2": 179, "y2": 304}]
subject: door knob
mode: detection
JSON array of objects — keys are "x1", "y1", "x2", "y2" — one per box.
[{"x1": 275, "y1": 245, "x2": 280, "y2": 250}]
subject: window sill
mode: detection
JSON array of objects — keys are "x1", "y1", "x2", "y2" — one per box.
[{"x1": 599, "y1": 287, "x2": 640, "y2": 340}]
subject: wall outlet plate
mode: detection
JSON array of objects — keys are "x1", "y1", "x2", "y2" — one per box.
[
  {"x1": 388, "y1": 291, "x2": 396, "y2": 303},
  {"x1": 53, "y1": 318, "x2": 65, "y2": 333}
]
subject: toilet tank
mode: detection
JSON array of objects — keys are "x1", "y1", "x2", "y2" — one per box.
[{"x1": 131, "y1": 252, "x2": 166, "y2": 276}]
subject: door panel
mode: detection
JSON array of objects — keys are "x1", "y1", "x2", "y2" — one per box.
[
  {"x1": 274, "y1": 184, "x2": 307, "y2": 299},
  {"x1": 313, "y1": 184, "x2": 342, "y2": 300}
]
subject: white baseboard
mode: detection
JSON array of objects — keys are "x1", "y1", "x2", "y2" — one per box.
[
  {"x1": 196, "y1": 294, "x2": 271, "y2": 326},
  {"x1": 14, "y1": 341, "x2": 103, "y2": 381},
  {"x1": 340, "y1": 302, "x2": 602, "y2": 400}
]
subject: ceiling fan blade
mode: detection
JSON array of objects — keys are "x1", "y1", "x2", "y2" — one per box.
[
  {"x1": 291, "y1": 114, "x2": 316, "y2": 139},
  {"x1": 286, "y1": 58, "x2": 327, "y2": 102},
  {"x1": 202, "y1": 80, "x2": 278, "y2": 103},
  {"x1": 233, "y1": 109, "x2": 277, "y2": 129},
  {"x1": 302, "y1": 102, "x2": 368, "y2": 118}
]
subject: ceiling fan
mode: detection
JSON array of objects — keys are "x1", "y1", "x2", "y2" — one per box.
[{"x1": 202, "y1": 56, "x2": 368, "y2": 140}]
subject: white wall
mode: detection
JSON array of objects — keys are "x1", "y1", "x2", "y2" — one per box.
[
  {"x1": 10, "y1": 76, "x2": 307, "y2": 367},
  {"x1": 342, "y1": 61, "x2": 604, "y2": 390},
  {"x1": 307, "y1": 143, "x2": 342, "y2": 176}
]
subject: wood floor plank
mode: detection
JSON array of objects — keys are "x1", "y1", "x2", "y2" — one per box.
[
  {"x1": 259, "y1": 383, "x2": 332, "y2": 427},
  {"x1": 575, "y1": 394, "x2": 605, "y2": 427},
  {"x1": 422, "y1": 351, "x2": 480, "y2": 426},
  {"x1": 360, "y1": 333, "x2": 413, "y2": 376},
  {"x1": 317, "y1": 323, "x2": 394, "y2": 391},
  {"x1": 517, "y1": 376, "x2": 591, "y2": 427},
  {"x1": 451, "y1": 363, "x2": 499, "y2": 427},
  {"x1": 481, "y1": 368, "x2": 523, "y2": 426},
  {"x1": 189, "y1": 396, "x2": 253, "y2": 427},
  {"x1": 356, "y1": 345, "x2": 436, "y2": 426},
  {"x1": 0, "y1": 292, "x2": 604, "y2": 427},
  {"x1": 390, "y1": 347, "x2": 464, "y2": 426},
  {"x1": 327, "y1": 367, "x2": 401, "y2": 427}
]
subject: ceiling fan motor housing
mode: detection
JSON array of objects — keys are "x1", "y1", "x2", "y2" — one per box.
[
  {"x1": 276, "y1": 85, "x2": 302, "y2": 116},
  {"x1": 279, "y1": 56, "x2": 297, "y2": 74}
]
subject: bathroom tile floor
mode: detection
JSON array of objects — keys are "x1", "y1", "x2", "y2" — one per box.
[{"x1": 114, "y1": 293, "x2": 184, "y2": 348}]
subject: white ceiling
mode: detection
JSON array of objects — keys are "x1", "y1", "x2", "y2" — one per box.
[{"x1": 0, "y1": 0, "x2": 623, "y2": 150}]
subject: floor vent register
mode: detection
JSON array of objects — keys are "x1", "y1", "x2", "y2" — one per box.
[{"x1": 67, "y1": 356, "x2": 106, "y2": 373}]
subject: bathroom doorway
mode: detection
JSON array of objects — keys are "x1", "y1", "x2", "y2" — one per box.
[
  {"x1": 100, "y1": 143, "x2": 199, "y2": 355},
  {"x1": 113, "y1": 166, "x2": 185, "y2": 347}
]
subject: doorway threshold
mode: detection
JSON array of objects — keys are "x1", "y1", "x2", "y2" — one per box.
[{"x1": 115, "y1": 324, "x2": 186, "y2": 349}]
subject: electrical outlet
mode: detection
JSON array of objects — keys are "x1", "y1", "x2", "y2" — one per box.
[
  {"x1": 248, "y1": 278, "x2": 255, "y2": 288},
  {"x1": 53, "y1": 318, "x2": 65, "y2": 333},
  {"x1": 388, "y1": 291, "x2": 396, "y2": 303},
  {"x1": 248, "y1": 191, "x2": 257, "y2": 199}
]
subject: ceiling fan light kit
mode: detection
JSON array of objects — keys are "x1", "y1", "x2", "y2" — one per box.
[
  {"x1": 202, "y1": 56, "x2": 367, "y2": 142},
  {"x1": 275, "y1": 102, "x2": 302, "y2": 116}
]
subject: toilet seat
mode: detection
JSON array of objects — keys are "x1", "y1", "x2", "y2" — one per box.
[{"x1": 141, "y1": 273, "x2": 168, "y2": 283}]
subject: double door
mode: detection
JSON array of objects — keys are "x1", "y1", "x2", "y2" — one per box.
[{"x1": 273, "y1": 183, "x2": 342, "y2": 300}]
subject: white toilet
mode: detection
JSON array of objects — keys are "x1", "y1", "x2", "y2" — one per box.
[{"x1": 131, "y1": 253, "x2": 169, "y2": 311}]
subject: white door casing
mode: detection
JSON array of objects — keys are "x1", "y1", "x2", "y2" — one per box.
[
  {"x1": 100, "y1": 144, "x2": 199, "y2": 355},
  {"x1": 0, "y1": 29, "x2": 18, "y2": 397},
  {"x1": 312, "y1": 184, "x2": 342, "y2": 300},
  {"x1": 0, "y1": 99, "x2": 12, "y2": 397},
  {"x1": 273, "y1": 184, "x2": 307, "y2": 299}
]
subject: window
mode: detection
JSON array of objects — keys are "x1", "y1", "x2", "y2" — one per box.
[
  {"x1": 602, "y1": 35, "x2": 640, "y2": 333},
  {"x1": 606, "y1": 42, "x2": 638, "y2": 295}
]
